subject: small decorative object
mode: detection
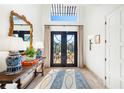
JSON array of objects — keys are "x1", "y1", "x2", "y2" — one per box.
[
  {"x1": 25, "y1": 47, "x2": 36, "y2": 61},
  {"x1": 36, "y1": 48, "x2": 42, "y2": 58},
  {"x1": 95, "y1": 35, "x2": 100, "y2": 44},
  {"x1": 6, "y1": 51, "x2": 22, "y2": 75}
]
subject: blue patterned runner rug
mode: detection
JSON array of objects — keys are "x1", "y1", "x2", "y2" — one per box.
[
  {"x1": 50, "y1": 70, "x2": 65, "y2": 89},
  {"x1": 35, "y1": 69, "x2": 91, "y2": 89}
]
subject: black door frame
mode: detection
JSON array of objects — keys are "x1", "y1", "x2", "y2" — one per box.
[{"x1": 51, "y1": 31, "x2": 77, "y2": 67}]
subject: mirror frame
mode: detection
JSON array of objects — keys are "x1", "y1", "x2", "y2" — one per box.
[{"x1": 8, "y1": 10, "x2": 33, "y2": 49}]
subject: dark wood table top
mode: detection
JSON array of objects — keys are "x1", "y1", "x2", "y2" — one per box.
[{"x1": 0, "y1": 60, "x2": 43, "y2": 84}]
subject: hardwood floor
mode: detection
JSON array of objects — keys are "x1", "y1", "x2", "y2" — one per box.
[
  {"x1": 26, "y1": 67, "x2": 106, "y2": 89},
  {"x1": 81, "y1": 68, "x2": 106, "y2": 89}
]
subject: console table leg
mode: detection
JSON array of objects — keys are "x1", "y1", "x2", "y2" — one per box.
[
  {"x1": 34, "y1": 69, "x2": 37, "y2": 77},
  {"x1": 41, "y1": 63, "x2": 44, "y2": 76},
  {"x1": 1, "y1": 84, "x2": 6, "y2": 89},
  {"x1": 16, "y1": 79, "x2": 22, "y2": 89}
]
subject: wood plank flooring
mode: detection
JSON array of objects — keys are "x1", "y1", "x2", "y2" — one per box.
[{"x1": 26, "y1": 67, "x2": 106, "y2": 89}]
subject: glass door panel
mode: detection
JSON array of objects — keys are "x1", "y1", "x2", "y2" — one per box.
[
  {"x1": 53, "y1": 35, "x2": 61, "y2": 64},
  {"x1": 67, "y1": 35, "x2": 75, "y2": 64}
]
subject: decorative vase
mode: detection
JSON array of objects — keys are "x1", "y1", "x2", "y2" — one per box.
[{"x1": 6, "y1": 51, "x2": 22, "y2": 75}]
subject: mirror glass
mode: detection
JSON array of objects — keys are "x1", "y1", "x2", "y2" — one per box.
[{"x1": 13, "y1": 16, "x2": 30, "y2": 42}]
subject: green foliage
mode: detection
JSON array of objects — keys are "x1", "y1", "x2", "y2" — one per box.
[{"x1": 26, "y1": 47, "x2": 36, "y2": 57}]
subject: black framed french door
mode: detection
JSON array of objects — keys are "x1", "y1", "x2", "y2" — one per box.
[{"x1": 51, "y1": 31, "x2": 77, "y2": 67}]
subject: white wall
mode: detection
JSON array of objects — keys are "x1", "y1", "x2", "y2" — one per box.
[{"x1": 84, "y1": 5, "x2": 122, "y2": 82}]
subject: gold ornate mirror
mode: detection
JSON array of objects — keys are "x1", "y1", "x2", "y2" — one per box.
[{"x1": 8, "y1": 10, "x2": 33, "y2": 49}]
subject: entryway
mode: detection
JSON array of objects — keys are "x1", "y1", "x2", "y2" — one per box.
[
  {"x1": 44, "y1": 25, "x2": 83, "y2": 68},
  {"x1": 51, "y1": 31, "x2": 77, "y2": 67}
]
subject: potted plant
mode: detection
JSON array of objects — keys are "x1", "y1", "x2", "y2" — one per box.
[{"x1": 25, "y1": 47, "x2": 36, "y2": 61}]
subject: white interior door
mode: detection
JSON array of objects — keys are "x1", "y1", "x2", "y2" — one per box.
[
  {"x1": 106, "y1": 6, "x2": 124, "y2": 89},
  {"x1": 120, "y1": 7, "x2": 124, "y2": 89}
]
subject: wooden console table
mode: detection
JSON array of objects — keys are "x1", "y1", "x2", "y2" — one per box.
[{"x1": 0, "y1": 57, "x2": 45, "y2": 89}]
